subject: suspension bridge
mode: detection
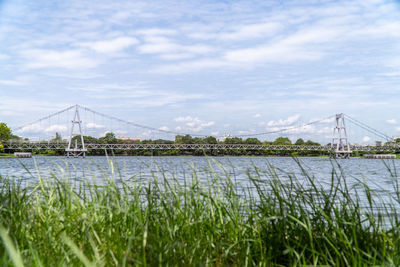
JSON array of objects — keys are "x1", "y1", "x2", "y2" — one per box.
[{"x1": 3, "y1": 104, "x2": 399, "y2": 158}]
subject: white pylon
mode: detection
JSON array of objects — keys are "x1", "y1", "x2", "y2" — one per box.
[
  {"x1": 331, "y1": 113, "x2": 351, "y2": 158},
  {"x1": 66, "y1": 105, "x2": 87, "y2": 157}
]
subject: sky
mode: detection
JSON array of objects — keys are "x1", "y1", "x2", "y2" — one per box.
[{"x1": 0, "y1": 0, "x2": 400, "y2": 143}]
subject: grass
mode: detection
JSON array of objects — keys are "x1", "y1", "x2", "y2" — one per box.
[
  {"x1": 0, "y1": 158, "x2": 400, "y2": 266},
  {"x1": 0, "y1": 153, "x2": 15, "y2": 158}
]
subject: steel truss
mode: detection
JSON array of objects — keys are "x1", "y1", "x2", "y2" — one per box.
[{"x1": 3, "y1": 142, "x2": 400, "y2": 153}]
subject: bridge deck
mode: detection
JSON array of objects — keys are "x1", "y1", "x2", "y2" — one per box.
[{"x1": 3, "y1": 142, "x2": 400, "y2": 152}]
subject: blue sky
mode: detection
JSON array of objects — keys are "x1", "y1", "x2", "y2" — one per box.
[{"x1": 1, "y1": 0, "x2": 400, "y2": 143}]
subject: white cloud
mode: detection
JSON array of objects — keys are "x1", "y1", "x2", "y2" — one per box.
[
  {"x1": 238, "y1": 129, "x2": 256, "y2": 135},
  {"x1": 69, "y1": 83, "x2": 149, "y2": 94},
  {"x1": 139, "y1": 42, "x2": 212, "y2": 56},
  {"x1": 70, "y1": 85, "x2": 205, "y2": 107},
  {"x1": 315, "y1": 117, "x2": 335, "y2": 124},
  {"x1": 139, "y1": 130, "x2": 153, "y2": 138},
  {"x1": 151, "y1": 2, "x2": 400, "y2": 74},
  {"x1": 260, "y1": 115, "x2": 334, "y2": 137},
  {"x1": 137, "y1": 32, "x2": 213, "y2": 60},
  {"x1": 380, "y1": 71, "x2": 400, "y2": 77},
  {"x1": 264, "y1": 124, "x2": 331, "y2": 136},
  {"x1": 387, "y1": 119, "x2": 397, "y2": 125},
  {"x1": 220, "y1": 22, "x2": 282, "y2": 41},
  {"x1": 151, "y1": 58, "x2": 231, "y2": 73},
  {"x1": 317, "y1": 127, "x2": 331, "y2": 134},
  {"x1": 21, "y1": 49, "x2": 99, "y2": 69},
  {"x1": 362, "y1": 136, "x2": 371, "y2": 142},
  {"x1": 17, "y1": 124, "x2": 43, "y2": 133},
  {"x1": 152, "y1": 24, "x2": 336, "y2": 73},
  {"x1": 267, "y1": 114, "x2": 301, "y2": 127},
  {"x1": 253, "y1": 113, "x2": 261, "y2": 118},
  {"x1": 136, "y1": 28, "x2": 177, "y2": 36},
  {"x1": 0, "y1": 80, "x2": 25, "y2": 86},
  {"x1": 80, "y1": 37, "x2": 139, "y2": 53},
  {"x1": 15, "y1": 124, "x2": 68, "y2": 135},
  {"x1": 44, "y1": 124, "x2": 68, "y2": 133},
  {"x1": 159, "y1": 53, "x2": 194, "y2": 60},
  {"x1": 224, "y1": 42, "x2": 323, "y2": 64},
  {"x1": 355, "y1": 21, "x2": 400, "y2": 38},
  {"x1": 268, "y1": 124, "x2": 316, "y2": 134},
  {"x1": 174, "y1": 116, "x2": 215, "y2": 132},
  {"x1": 114, "y1": 130, "x2": 128, "y2": 135},
  {"x1": 159, "y1": 126, "x2": 169, "y2": 131},
  {"x1": 86, "y1": 123, "x2": 105, "y2": 129},
  {"x1": 191, "y1": 22, "x2": 282, "y2": 41},
  {"x1": 0, "y1": 54, "x2": 9, "y2": 60},
  {"x1": 138, "y1": 42, "x2": 177, "y2": 54},
  {"x1": 219, "y1": 25, "x2": 341, "y2": 65}
]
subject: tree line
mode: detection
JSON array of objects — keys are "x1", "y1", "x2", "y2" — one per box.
[{"x1": 52, "y1": 133, "x2": 324, "y2": 156}]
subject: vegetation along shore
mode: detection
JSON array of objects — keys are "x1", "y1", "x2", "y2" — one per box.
[{"x1": 1, "y1": 159, "x2": 400, "y2": 265}]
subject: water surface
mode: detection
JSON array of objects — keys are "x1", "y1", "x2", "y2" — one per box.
[{"x1": 1, "y1": 156, "x2": 399, "y2": 206}]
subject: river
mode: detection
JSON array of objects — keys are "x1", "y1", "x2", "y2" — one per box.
[{"x1": 1, "y1": 156, "x2": 399, "y2": 208}]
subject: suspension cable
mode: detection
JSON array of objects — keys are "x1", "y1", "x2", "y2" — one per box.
[
  {"x1": 344, "y1": 114, "x2": 393, "y2": 142},
  {"x1": 77, "y1": 105, "x2": 211, "y2": 137},
  {"x1": 14, "y1": 105, "x2": 77, "y2": 132},
  {"x1": 14, "y1": 104, "x2": 339, "y2": 139},
  {"x1": 234, "y1": 115, "x2": 336, "y2": 137}
]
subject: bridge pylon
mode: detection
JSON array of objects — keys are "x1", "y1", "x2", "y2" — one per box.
[
  {"x1": 331, "y1": 113, "x2": 351, "y2": 158},
  {"x1": 66, "y1": 105, "x2": 87, "y2": 158}
]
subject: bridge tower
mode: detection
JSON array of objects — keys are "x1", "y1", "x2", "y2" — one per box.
[
  {"x1": 331, "y1": 113, "x2": 351, "y2": 158},
  {"x1": 66, "y1": 105, "x2": 87, "y2": 157}
]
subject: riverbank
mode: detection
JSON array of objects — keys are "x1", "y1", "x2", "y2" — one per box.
[
  {"x1": 0, "y1": 153, "x2": 15, "y2": 158},
  {"x1": 1, "y1": 159, "x2": 400, "y2": 265}
]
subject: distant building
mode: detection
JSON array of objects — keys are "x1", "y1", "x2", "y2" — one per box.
[
  {"x1": 117, "y1": 136, "x2": 140, "y2": 141},
  {"x1": 218, "y1": 134, "x2": 235, "y2": 142},
  {"x1": 376, "y1": 141, "x2": 382, "y2": 146}
]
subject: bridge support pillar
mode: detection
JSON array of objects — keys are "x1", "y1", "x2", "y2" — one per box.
[
  {"x1": 331, "y1": 113, "x2": 352, "y2": 158},
  {"x1": 66, "y1": 105, "x2": 87, "y2": 158}
]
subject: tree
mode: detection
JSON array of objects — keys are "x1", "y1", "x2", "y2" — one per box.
[
  {"x1": 295, "y1": 138, "x2": 305, "y2": 145},
  {"x1": 174, "y1": 134, "x2": 193, "y2": 144},
  {"x1": 98, "y1": 132, "x2": 117, "y2": 143},
  {"x1": 224, "y1": 137, "x2": 243, "y2": 144},
  {"x1": 105, "y1": 132, "x2": 116, "y2": 139},
  {"x1": 245, "y1": 138, "x2": 261, "y2": 144},
  {"x1": 83, "y1": 135, "x2": 99, "y2": 144},
  {"x1": 175, "y1": 135, "x2": 184, "y2": 144},
  {"x1": 10, "y1": 134, "x2": 22, "y2": 141},
  {"x1": 151, "y1": 139, "x2": 174, "y2": 144},
  {"x1": 204, "y1": 136, "x2": 218, "y2": 144},
  {"x1": 51, "y1": 132, "x2": 63, "y2": 142},
  {"x1": 305, "y1": 140, "x2": 320, "y2": 146},
  {"x1": 0, "y1": 123, "x2": 11, "y2": 141},
  {"x1": 273, "y1": 137, "x2": 292, "y2": 145},
  {"x1": 192, "y1": 137, "x2": 204, "y2": 144}
]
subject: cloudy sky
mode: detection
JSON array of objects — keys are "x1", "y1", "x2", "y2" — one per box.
[{"x1": 1, "y1": 0, "x2": 400, "y2": 143}]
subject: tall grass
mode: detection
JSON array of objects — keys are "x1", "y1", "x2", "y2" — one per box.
[{"x1": 1, "y1": 158, "x2": 400, "y2": 266}]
